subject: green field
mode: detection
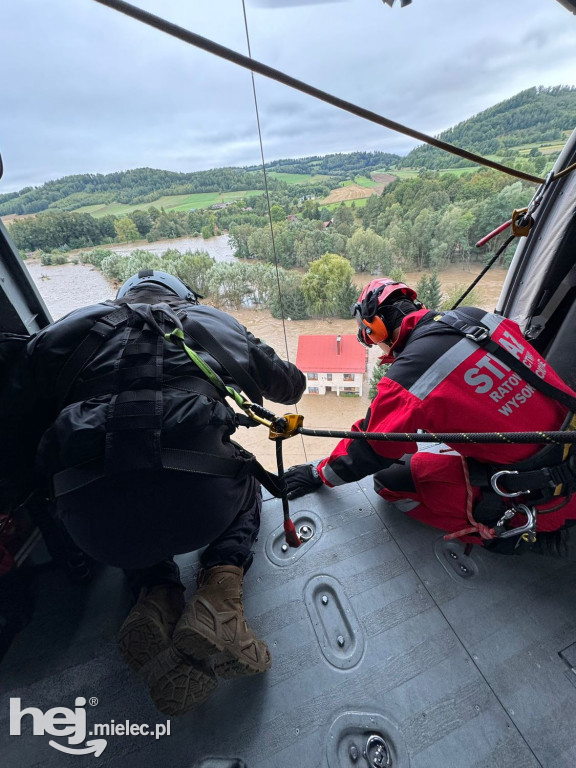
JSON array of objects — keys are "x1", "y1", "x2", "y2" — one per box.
[
  {"x1": 75, "y1": 190, "x2": 259, "y2": 219},
  {"x1": 354, "y1": 176, "x2": 381, "y2": 188},
  {"x1": 387, "y1": 170, "x2": 420, "y2": 180},
  {"x1": 266, "y1": 172, "x2": 332, "y2": 184},
  {"x1": 324, "y1": 197, "x2": 369, "y2": 211},
  {"x1": 436, "y1": 167, "x2": 481, "y2": 177}
]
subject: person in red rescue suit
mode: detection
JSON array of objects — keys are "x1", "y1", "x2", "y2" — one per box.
[
  {"x1": 0, "y1": 270, "x2": 305, "y2": 718},
  {"x1": 285, "y1": 277, "x2": 576, "y2": 558}
]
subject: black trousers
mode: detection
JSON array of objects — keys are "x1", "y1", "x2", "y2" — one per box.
[{"x1": 57, "y1": 469, "x2": 262, "y2": 592}]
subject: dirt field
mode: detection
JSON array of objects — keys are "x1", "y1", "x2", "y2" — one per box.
[
  {"x1": 371, "y1": 173, "x2": 397, "y2": 186},
  {"x1": 320, "y1": 183, "x2": 383, "y2": 205}
]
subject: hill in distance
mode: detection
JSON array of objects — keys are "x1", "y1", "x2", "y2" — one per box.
[
  {"x1": 400, "y1": 85, "x2": 576, "y2": 170},
  {"x1": 1, "y1": 85, "x2": 575, "y2": 219}
]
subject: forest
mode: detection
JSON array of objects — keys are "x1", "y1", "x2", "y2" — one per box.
[{"x1": 399, "y1": 86, "x2": 576, "y2": 169}]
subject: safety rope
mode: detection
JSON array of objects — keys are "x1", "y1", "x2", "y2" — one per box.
[
  {"x1": 92, "y1": 0, "x2": 548, "y2": 186},
  {"x1": 165, "y1": 327, "x2": 302, "y2": 546},
  {"x1": 241, "y1": 0, "x2": 308, "y2": 463},
  {"x1": 450, "y1": 235, "x2": 515, "y2": 309},
  {"x1": 296, "y1": 428, "x2": 576, "y2": 445},
  {"x1": 166, "y1": 327, "x2": 576, "y2": 447}
]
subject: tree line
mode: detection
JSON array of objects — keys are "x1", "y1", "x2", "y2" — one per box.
[
  {"x1": 18, "y1": 167, "x2": 536, "y2": 268},
  {"x1": 12, "y1": 167, "x2": 536, "y2": 275},
  {"x1": 0, "y1": 167, "x2": 279, "y2": 216},
  {"x1": 0, "y1": 151, "x2": 399, "y2": 218}
]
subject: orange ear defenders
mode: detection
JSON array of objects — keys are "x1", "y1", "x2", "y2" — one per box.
[
  {"x1": 357, "y1": 314, "x2": 390, "y2": 346},
  {"x1": 354, "y1": 301, "x2": 391, "y2": 347}
]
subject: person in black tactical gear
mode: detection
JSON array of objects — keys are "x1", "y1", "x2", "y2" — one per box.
[{"x1": 0, "y1": 269, "x2": 305, "y2": 716}]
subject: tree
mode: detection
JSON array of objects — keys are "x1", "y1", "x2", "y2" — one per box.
[
  {"x1": 439, "y1": 284, "x2": 482, "y2": 311},
  {"x1": 369, "y1": 360, "x2": 390, "y2": 400},
  {"x1": 229, "y1": 223, "x2": 255, "y2": 259},
  {"x1": 346, "y1": 228, "x2": 385, "y2": 273},
  {"x1": 412, "y1": 208, "x2": 436, "y2": 270},
  {"x1": 113, "y1": 217, "x2": 140, "y2": 243},
  {"x1": 270, "y1": 204, "x2": 286, "y2": 222},
  {"x1": 301, "y1": 252, "x2": 356, "y2": 317},
  {"x1": 416, "y1": 272, "x2": 442, "y2": 310},
  {"x1": 131, "y1": 209, "x2": 153, "y2": 237},
  {"x1": 430, "y1": 205, "x2": 473, "y2": 269},
  {"x1": 167, "y1": 251, "x2": 215, "y2": 297},
  {"x1": 332, "y1": 203, "x2": 355, "y2": 237},
  {"x1": 269, "y1": 271, "x2": 309, "y2": 320},
  {"x1": 206, "y1": 261, "x2": 274, "y2": 309}
]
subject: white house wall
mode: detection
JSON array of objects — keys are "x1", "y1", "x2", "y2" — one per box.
[{"x1": 304, "y1": 371, "x2": 363, "y2": 396}]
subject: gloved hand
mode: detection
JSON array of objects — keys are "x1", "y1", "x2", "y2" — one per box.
[{"x1": 284, "y1": 463, "x2": 324, "y2": 499}]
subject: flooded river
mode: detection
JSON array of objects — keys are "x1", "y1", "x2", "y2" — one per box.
[
  {"x1": 24, "y1": 256, "x2": 508, "y2": 471},
  {"x1": 104, "y1": 233, "x2": 236, "y2": 262}
]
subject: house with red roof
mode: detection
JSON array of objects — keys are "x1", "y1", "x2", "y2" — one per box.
[{"x1": 296, "y1": 334, "x2": 367, "y2": 396}]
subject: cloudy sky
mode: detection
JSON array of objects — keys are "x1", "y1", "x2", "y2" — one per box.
[{"x1": 2, "y1": 0, "x2": 576, "y2": 192}]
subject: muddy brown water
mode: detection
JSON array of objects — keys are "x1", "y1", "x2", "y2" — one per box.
[{"x1": 24, "y1": 258, "x2": 508, "y2": 470}]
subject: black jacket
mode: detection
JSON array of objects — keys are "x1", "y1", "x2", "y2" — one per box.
[{"x1": 0, "y1": 299, "x2": 305, "y2": 490}]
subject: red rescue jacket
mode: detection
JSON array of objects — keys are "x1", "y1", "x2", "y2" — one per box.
[{"x1": 317, "y1": 307, "x2": 576, "y2": 537}]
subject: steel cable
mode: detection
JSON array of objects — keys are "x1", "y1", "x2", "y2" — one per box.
[{"x1": 92, "y1": 0, "x2": 547, "y2": 185}]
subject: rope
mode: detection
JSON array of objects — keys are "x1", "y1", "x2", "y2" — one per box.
[
  {"x1": 91, "y1": 0, "x2": 546, "y2": 186},
  {"x1": 450, "y1": 234, "x2": 515, "y2": 309},
  {"x1": 240, "y1": 0, "x2": 308, "y2": 462},
  {"x1": 297, "y1": 427, "x2": 576, "y2": 445}
]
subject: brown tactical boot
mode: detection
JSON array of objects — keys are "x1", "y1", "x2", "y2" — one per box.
[
  {"x1": 172, "y1": 565, "x2": 272, "y2": 679},
  {"x1": 145, "y1": 646, "x2": 217, "y2": 717},
  {"x1": 118, "y1": 584, "x2": 217, "y2": 716},
  {"x1": 118, "y1": 584, "x2": 185, "y2": 672}
]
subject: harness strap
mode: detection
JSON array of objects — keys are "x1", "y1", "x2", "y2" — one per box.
[
  {"x1": 438, "y1": 310, "x2": 576, "y2": 413},
  {"x1": 56, "y1": 306, "x2": 130, "y2": 410},
  {"x1": 53, "y1": 449, "x2": 286, "y2": 499},
  {"x1": 71, "y1": 372, "x2": 223, "y2": 403},
  {"x1": 490, "y1": 459, "x2": 576, "y2": 497},
  {"x1": 177, "y1": 312, "x2": 263, "y2": 406},
  {"x1": 435, "y1": 310, "x2": 576, "y2": 501}
]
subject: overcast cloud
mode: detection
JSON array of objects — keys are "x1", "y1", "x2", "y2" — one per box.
[{"x1": 1, "y1": 0, "x2": 576, "y2": 192}]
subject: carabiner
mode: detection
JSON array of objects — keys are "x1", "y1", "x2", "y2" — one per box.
[
  {"x1": 490, "y1": 470, "x2": 529, "y2": 498},
  {"x1": 494, "y1": 504, "x2": 537, "y2": 539}
]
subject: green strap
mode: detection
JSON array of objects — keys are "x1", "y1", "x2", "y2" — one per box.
[{"x1": 165, "y1": 328, "x2": 246, "y2": 409}]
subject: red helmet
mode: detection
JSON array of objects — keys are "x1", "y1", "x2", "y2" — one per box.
[{"x1": 354, "y1": 277, "x2": 419, "y2": 346}]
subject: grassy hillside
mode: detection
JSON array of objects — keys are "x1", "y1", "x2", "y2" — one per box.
[{"x1": 401, "y1": 85, "x2": 576, "y2": 170}]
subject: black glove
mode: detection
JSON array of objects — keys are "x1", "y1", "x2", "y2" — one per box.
[{"x1": 284, "y1": 463, "x2": 324, "y2": 499}]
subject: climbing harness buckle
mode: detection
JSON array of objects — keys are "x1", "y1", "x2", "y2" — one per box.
[
  {"x1": 465, "y1": 326, "x2": 490, "y2": 343},
  {"x1": 494, "y1": 503, "x2": 537, "y2": 540},
  {"x1": 490, "y1": 470, "x2": 529, "y2": 498}
]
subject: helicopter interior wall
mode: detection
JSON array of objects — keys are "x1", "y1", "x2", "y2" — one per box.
[
  {"x1": 544, "y1": 297, "x2": 576, "y2": 390},
  {"x1": 0, "y1": 220, "x2": 51, "y2": 335},
  {"x1": 497, "y1": 128, "x2": 576, "y2": 335}
]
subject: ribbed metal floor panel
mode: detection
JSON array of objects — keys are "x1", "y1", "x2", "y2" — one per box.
[{"x1": 2, "y1": 482, "x2": 576, "y2": 768}]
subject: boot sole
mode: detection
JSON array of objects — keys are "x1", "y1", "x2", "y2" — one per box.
[
  {"x1": 118, "y1": 613, "x2": 170, "y2": 672},
  {"x1": 173, "y1": 601, "x2": 271, "y2": 678},
  {"x1": 146, "y1": 646, "x2": 217, "y2": 716}
]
